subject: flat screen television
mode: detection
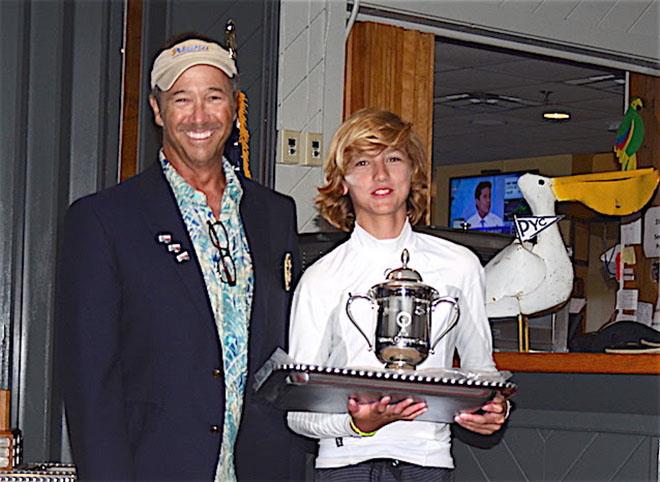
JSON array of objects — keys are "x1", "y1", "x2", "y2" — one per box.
[{"x1": 448, "y1": 171, "x2": 533, "y2": 235}]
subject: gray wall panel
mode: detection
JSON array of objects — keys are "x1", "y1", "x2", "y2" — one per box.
[
  {"x1": 20, "y1": 0, "x2": 71, "y2": 462},
  {"x1": 138, "y1": 0, "x2": 169, "y2": 173},
  {"x1": 69, "y1": 1, "x2": 112, "y2": 199},
  {"x1": 1, "y1": 0, "x2": 123, "y2": 463},
  {"x1": 0, "y1": 1, "x2": 29, "y2": 402},
  {"x1": 0, "y1": 1, "x2": 31, "y2": 461},
  {"x1": 167, "y1": 0, "x2": 235, "y2": 32},
  {"x1": 456, "y1": 430, "x2": 657, "y2": 481},
  {"x1": 454, "y1": 373, "x2": 660, "y2": 481},
  {"x1": 510, "y1": 373, "x2": 660, "y2": 416},
  {"x1": 512, "y1": 409, "x2": 659, "y2": 437}
]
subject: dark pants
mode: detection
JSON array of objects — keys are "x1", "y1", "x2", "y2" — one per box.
[{"x1": 315, "y1": 459, "x2": 454, "y2": 482}]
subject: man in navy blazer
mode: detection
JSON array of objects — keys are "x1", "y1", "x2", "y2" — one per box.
[{"x1": 58, "y1": 34, "x2": 307, "y2": 481}]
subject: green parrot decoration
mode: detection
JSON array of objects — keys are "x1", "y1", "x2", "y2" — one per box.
[{"x1": 614, "y1": 97, "x2": 644, "y2": 171}]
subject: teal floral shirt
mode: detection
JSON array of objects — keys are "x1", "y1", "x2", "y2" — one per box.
[{"x1": 161, "y1": 152, "x2": 254, "y2": 482}]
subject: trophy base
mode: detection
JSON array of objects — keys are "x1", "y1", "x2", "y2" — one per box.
[
  {"x1": 384, "y1": 361, "x2": 416, "y2": 370},
  {"x1": 378, "y1": 344, "x2": 427, "y2": 370}
]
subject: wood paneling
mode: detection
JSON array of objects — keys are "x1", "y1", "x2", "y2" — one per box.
[
  {"x1": 626, "y1": 73, "x2": 659, "y2": 312},
  {"x1": 629, "y1": 73, "x2": 659, "y2": 205},
  {"x1": 494, "y1": 352, "x2": 660, "y2": 374},
  {"x1": 345, "y1": 21, "x2": 434, "y2": 220},
  {"x1": 120, "y1": 0, "x2": 143, "y2": 182}
]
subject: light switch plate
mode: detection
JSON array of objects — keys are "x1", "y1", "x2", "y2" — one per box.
[
  {"x1": 302, "y1": 132, "x2": 323, "y2": 166},
  {"x1": 279, "y1": 129, "x2": 301, "y2": 164}
]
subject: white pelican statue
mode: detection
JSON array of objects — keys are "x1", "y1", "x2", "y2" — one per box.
[{"x1": 485, "y1": 168, "x2": 659, "y2": 349}]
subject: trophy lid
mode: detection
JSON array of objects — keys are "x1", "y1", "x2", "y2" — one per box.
[{"x1": 385, "y1": 249, "x2": 423, "y2": 282}]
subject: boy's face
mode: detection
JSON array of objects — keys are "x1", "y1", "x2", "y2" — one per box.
[{"x1": 342, "y1": 146, "x2": 412, "y2": 231}]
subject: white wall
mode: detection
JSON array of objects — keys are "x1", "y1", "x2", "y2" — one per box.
[
  {"x1": 360, "y1": 0, "x2": 660, "y2": 75},
  {"x1": 275, "y1": 0, "x2": 347, "y2": 232}
]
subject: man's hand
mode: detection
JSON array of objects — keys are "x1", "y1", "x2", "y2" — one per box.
[
  {"x1": 348, "y1": 396, "x2": 427, "y2": 434},
  {"x1": 454, "y1": 393, "x2": 509, "y2": 435}
]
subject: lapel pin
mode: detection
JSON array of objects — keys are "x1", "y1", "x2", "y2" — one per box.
[
  {"x1": 157, "y1": 233, "x2": 172, "y2": 244},
  {"x1": 176, "y1": 251, "x2": 190, "y2": 263},
  {"x1": 282, "y1": 252, "x2": 293, "y2": 292},
  {"x1": 167, "y1": 243, "x2": 182, "y2": 253}
]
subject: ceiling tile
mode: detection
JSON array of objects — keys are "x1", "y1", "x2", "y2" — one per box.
[
  {"x1": 598, "y1": 0, "x2": 655, "y2": 32},
  {"x1": 566, "y1": 1, "x2": 618, "y2": 27},
  {"x1": 628, "y1": 1, "x2": 660, "y2": 36},
  {"x1": 436, "y1": 68, "x2": 543, "y2": 94},
  {"x1": 435, "y1": 40, "x2": 523, "y2": 68},
  {"x1": 481, "y1": 57, "x2": 614, "y2": 82},
  {"x1": 531, "y1": 0, "x2": 583, "y2": 21}
]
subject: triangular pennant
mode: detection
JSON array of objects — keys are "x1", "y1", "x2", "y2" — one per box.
[{"x1": 514, "y1": 215, "x2": 564, "y2": 242}]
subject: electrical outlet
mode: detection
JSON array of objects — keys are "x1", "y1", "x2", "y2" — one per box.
[
  {"x1": 279, "y1": 129, "x2": 301, "y2": 164},
  {"x1": 302, "y1": 132, "x2": 323, "y2": 166}
]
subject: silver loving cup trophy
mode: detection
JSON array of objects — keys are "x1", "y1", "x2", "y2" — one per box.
[{"x1": 346, "y1": 249, "x2": 460, "y2": 370}]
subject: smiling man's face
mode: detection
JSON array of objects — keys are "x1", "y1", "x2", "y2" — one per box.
[{"x1": 150, "y1": 64, "x2": 236, "y2": 171}]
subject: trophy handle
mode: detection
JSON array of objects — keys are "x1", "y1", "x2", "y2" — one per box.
[
  {"x1": 345, "y1": 293, "x2": 375, "y2": 350},
  {"x1": 429, "y1": 296, "x2": 460, "y2": 353}
]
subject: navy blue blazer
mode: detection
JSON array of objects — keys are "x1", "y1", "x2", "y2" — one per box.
[{"x1": 58, "y1": 162, "x2": 308, "y2": 481}]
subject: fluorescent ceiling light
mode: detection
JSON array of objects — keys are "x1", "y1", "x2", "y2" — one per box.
[
  {"x1": 565, "y1": 74, "x2": 616, "y2": 85},
  {"x1": 543, "y1": 111, "x2": 571, "y2": 121}
]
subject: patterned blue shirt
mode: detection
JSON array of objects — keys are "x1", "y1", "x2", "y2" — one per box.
[{"x1": 160, "y1": 152, "x2": 254, "y2": 482}]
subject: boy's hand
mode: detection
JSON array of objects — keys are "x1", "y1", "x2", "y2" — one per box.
[{"x1": 348, "y1": 396, "x2": 427, "y2": 434}]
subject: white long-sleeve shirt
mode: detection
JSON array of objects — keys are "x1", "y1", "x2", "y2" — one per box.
[{"x1": 287, "y1": 221, "x2": 496, "y2": 469}]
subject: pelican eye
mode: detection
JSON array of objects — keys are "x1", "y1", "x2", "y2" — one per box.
[{"x1": 538, "y1": 179, "x2": 545, "y2": 185}]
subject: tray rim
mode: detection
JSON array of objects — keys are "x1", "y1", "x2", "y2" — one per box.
[{"x1": 277, "y1": 362, "x2": 517, "y2": 396}]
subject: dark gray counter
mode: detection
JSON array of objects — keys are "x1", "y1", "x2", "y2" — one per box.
[{"x1": 454, "y1": 372, "x2": 659, "y2": 481}]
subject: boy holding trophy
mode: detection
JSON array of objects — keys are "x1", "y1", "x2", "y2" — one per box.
[{"x1": 287, "y1": 108, "x2": 508, "y2": 481}]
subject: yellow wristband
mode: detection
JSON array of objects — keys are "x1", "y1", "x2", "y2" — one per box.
[{"x1": 350, "y1": 418, "x2": 377, "y2": 437}]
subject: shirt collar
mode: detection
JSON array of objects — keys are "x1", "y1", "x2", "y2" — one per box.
[
  {"x1": 220, "y1": 157, "x2": 243, "y2": 216},
  {"x1": 159, "y1": 149, "x2": 243, "y2": 213},
  {"x1": 350, "y1": 219, "x2": 414, "y2": 256}
]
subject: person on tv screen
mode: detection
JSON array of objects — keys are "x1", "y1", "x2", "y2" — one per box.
[{"x1": 466, "y1": 181, "x2": 503, "y2": 229}]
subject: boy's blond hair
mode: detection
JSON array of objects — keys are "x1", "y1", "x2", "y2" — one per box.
[{"x1": 316, "y1": 108, "x2": 428, "y2": 232}]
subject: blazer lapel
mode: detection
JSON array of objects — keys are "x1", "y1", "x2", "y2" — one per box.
[
  {"x1": 135, "y1": 163, "x2": 214, "y2": 323},
  {"x1": 239, "y1": 180, "x2": 270, "y2": 369}
]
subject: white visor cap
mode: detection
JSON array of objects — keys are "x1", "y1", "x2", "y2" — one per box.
[{"x1": 150, "y1": 38, "x2": 237, "y2": 91}]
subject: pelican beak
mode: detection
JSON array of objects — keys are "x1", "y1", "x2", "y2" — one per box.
[{"x1": 551, "y1": 168, "x2": 659, "y2": 216}]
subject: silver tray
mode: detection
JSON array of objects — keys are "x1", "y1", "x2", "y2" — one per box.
[{"x1": 255, "y1": 359, "x2": 516, "y2": 424}]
